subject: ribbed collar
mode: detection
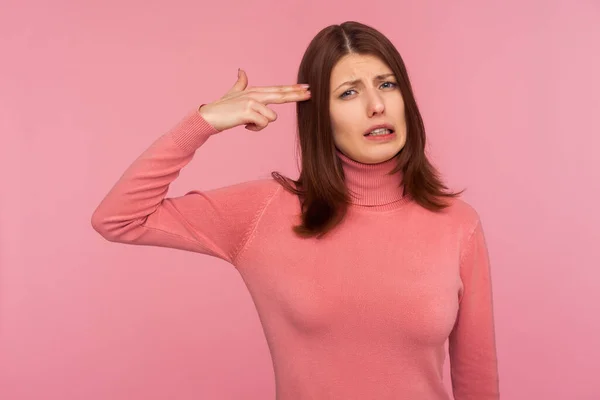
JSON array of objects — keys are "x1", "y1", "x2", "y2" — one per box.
[{"x1": 336, "y1": 148, "x2": 410, "y2": 211}]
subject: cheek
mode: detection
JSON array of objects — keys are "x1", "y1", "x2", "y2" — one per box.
[
  {"x1": 329, "y1": 104, "x2": 344, "y2": 134},
  {"x1": 330, "y1": 104, "x2": 358, "y2": 134},
  {"x1": 396, "y1": 97, "x2": 407, "y2": 118}
]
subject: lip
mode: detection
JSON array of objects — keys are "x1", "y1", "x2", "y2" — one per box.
[{"x1": 363, "y1": 123, "x2": 395, "y2": 136}]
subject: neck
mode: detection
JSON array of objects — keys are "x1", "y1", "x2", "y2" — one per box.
[{"x1": 336, "y1": 148, "x2": 409, "y2": 211}]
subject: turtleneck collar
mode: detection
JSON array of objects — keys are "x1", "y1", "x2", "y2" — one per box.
[{"x1": 335, "y1": 148, "x2": 410, "y2": 211}]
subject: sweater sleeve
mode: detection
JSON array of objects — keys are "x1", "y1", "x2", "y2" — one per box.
[
  {"x1": 90, "y1": 109, "x2": 280, "y2": 266},
  {"x1": 449, "y1": 219, "x2": 500, "y2": 399}
]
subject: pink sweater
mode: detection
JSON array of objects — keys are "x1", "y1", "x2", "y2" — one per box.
[{"x1": 91, "y1": 109, "x2": 500, "y2": 399}]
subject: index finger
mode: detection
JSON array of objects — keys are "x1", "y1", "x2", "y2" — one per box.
[
  {"x1": 248, "y1": 83, "x2": 310, "y2": 93},
  {"x1": 253, "y1": 89, "x2": 311, "y2": 104}
]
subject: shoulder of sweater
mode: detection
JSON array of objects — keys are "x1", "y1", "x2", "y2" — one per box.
[
  {"x1": 201, "y1": 176, "x2": 282, "y2": 199},
  {"x1": 437, "y1": 196, "x2": 483, "y2": 233}
]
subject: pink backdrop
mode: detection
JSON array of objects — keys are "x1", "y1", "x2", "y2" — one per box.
[{"x1": 1, "y1": 0, "x2": 599, "y2": 399}]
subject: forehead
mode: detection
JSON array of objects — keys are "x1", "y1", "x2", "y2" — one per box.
[{"x1": 330, "y1": 53, "x2": 391, "y2": 82}]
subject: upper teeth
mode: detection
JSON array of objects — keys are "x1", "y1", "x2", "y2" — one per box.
[{"x1": 369, "y1": 128, "x2": 391, "y2": 136}]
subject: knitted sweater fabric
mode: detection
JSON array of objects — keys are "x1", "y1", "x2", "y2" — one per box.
[{"x1": 91, "y1": 109, "x2": 500, "y2": 400}]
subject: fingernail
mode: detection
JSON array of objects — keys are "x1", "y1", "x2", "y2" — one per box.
[{"x1": 301, "y1": 84, "x2": 310, "y2": 88}]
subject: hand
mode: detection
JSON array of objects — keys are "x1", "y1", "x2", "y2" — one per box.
[{"x1": 198, "y1": 69, "x2": 311, "y2": 132}]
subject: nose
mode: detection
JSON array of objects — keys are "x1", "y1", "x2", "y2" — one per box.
[{"x1": 366, "y1": 89, "x2": 385, "y2": 117}]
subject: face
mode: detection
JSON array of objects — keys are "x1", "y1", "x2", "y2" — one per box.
[{"x1": 329, "y1": 53, "x2": 407, "y2": 164}]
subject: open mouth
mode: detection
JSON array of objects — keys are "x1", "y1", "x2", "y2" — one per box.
[{"x1": 364, "y1": 128, "x2": 395, "y2": 137}]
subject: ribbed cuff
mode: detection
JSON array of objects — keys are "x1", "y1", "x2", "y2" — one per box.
[{"x1": 169, "y1": 107, "x2": 220, "y2": 153}]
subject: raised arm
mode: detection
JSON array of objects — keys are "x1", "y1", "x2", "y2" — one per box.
[
  {"x1": 91, "y1": 109, "x2": 281, "y2": 264},
  {"x1": 91, "y1": 69, "x2": 311, "y2": 265}
]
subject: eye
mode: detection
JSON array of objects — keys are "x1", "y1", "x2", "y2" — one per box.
[
  {"x1": 381, "y1": 81, "x2": 397, "y2": 89},
  {"x1": 339, "y1": 82, "x2": 397, "y2": 99},
  {"x1": 340, "y1": 89, "x2": 356, "y2": 99}
]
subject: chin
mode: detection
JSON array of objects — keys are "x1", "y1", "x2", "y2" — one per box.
[
  {"x1": 356, "y1": 151, "x2": 397, "y2": 164},
  {"x1": 361, "y1": 145, "x2": 404, "y2": 164},
  {"x1": 336, "y1": 138, "x2": 405, "y2": 164}
]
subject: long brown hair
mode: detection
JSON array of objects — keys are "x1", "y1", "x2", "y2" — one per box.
[{"x1": 271, "y1": 21, "x2": 463, "y2": 239}]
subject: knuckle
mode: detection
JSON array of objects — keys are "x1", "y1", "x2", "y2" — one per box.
[{"x1": 245, "y1": 99, "x2": 257, "y2": 110}]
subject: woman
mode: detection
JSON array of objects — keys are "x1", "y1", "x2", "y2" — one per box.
[{"x1": 92, "y1": 21, "x2": 499, "y2": 400}]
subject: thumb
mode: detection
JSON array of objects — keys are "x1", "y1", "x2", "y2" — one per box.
[{"x1": 227, "y1": 68, "x2": 248, "y2": 93}]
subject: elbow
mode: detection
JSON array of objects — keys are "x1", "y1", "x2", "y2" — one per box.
[
  {"x1": 90, "y1": 207, "x2": 146, "y2": 243},
  {"x1": 90, "y1": 207, "x2": 124, "y2": 242},
  {"x1": 90, "y1": 208, "x2": 113, "y2": 240}
]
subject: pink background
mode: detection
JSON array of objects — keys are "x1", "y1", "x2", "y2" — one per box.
[{"x1": 1, "y1": 0, "x2": 599, "y2": 399}]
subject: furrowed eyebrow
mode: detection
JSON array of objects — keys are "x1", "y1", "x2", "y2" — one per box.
[{"x1": 333, "y1": 73, "x2": 396, "y2": 92}]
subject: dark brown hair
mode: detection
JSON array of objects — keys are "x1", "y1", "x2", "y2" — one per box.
[{"x1": 271, "y1": 21, "x2": 463, "y2": 239}]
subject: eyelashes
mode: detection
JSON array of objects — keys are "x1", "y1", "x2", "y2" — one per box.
[{"x1": 339, "y1": 81, "x2": 398, "y2": 99}]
